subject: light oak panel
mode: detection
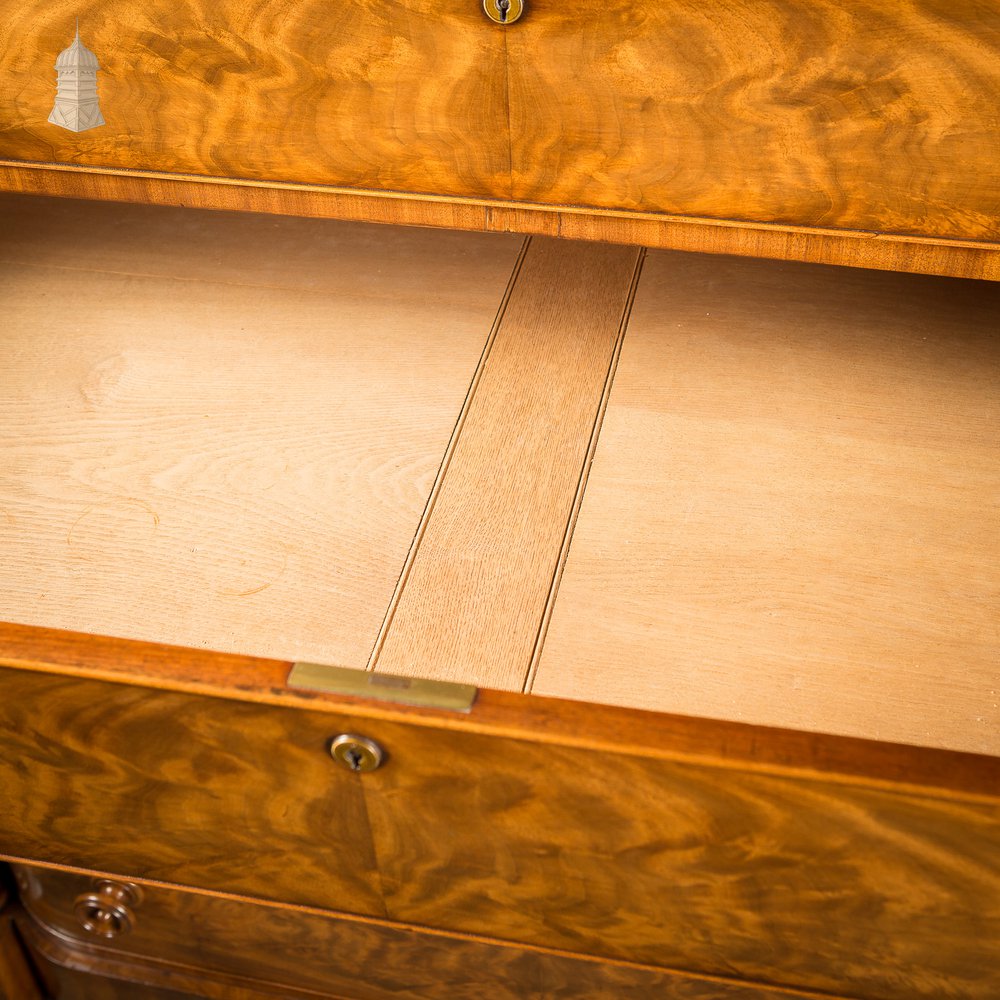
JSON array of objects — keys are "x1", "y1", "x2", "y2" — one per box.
[
  {"x1": 535, "y1": 250, "x2": 1000, "y2": 754},
  {"x1": 0, "y1": 193, "x2": 522, "y2": 666},
  {"x1": 0, "y1": 0, "x2": 509, "y2": 199},
  {"x1": 508, "y1": 0, "x2": 1000, "y2": 241},
  {"x1": 372, "y1": 237, "x2": 642, "y2": 689}
]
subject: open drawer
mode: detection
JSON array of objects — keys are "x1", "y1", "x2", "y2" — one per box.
[{"x1": 0, "y1": 192, "x2": 998, "y2": 1000}]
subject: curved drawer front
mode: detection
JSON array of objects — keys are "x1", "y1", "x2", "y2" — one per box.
[{"x1": 11, "y1": 863, "x2": 793, "y2": 1000}]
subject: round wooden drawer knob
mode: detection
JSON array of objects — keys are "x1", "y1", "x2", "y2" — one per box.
[{"x1": 73, "y1": 880, "x2": 142, "y2": 939}]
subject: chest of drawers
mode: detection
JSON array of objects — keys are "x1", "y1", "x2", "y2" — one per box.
[{"x1": 0, "y1": 2, "x2": 998, "y2": 998}]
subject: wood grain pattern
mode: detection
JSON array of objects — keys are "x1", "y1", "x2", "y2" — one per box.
[
  {"x1": 2, "y1": 622, "x2": 998, "y2": 802},
  {"x1": 4, "y1": 161, "x2": 999, "y2": 281},
  {"x1": 371, "y1": 237, "x2": 642, "y2": 688},
  {"x1": 535, "y1": 250, "x2": 1000, "y2": 755},
  {"x1": 361, "y1": 709, "x2": 1000, "y2": 999},
  {"x1": 0, "y1": 0, "x2": 509, "y2": 199},
  {"x1": 26, "y1": 934, "x2": 195, "y2": 1000},
  {"x1": 1, "y1": 653, "x2": 999, "y2": 998},
  {"x1": 4, "y1": 664, "x2": 999, "y2": 999},
  {"x1": 0, "y1": 666, "x2": 386, "y2": 918},
  {"x1": 0, "y1": 192, "x2": 521, "y2": 666},
  {"x1": 14, "y1": 864, "x2": 807, "y2": 1000},
  {"x1": 508, "y1": 0, "x2": 1000, "y2": 241}
]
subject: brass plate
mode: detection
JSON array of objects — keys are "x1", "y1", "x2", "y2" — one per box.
[{"x1": 288, "y1": 662, "x2": 477, "y2": 713}]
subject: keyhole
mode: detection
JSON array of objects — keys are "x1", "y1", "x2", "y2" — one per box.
[
  {"x1": 329, "y1": 733, "x2": 384, "y2": 772},
  {"x1": 498, "y1": 0, "x2": 510, "y2": 21}
]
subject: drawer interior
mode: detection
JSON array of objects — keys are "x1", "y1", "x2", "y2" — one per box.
[
  {"x1": 0, "y1": 193, "x2": 523, "y2": 666},
  {"x1": 1, "y1": 192, "x2": 997, "y2": 755},
  {"x1": 535, "y1": 249, "x2": 1000, "y2": 755}
]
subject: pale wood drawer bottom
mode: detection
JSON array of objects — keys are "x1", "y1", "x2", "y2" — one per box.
[{"x1": 0, "y1": 193, "x2": 997, "y2": 1000}]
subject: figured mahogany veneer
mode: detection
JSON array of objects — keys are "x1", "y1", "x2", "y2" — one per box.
[
  {"x1": 0, "y1": 0, "x2": 998, "y2": 277},
  {"x1": 0, "y1": 0, "x2": 510, "y2": 199},
  {"x1": 11, "y1": 863, "x2": 804, "y2": 1000},
  {"x1": 506, "y1": 0, "x2": 1000, "y2": 241},
  {"x1": 1, "y1": 629, "x2": 999, "y2": 1000}
]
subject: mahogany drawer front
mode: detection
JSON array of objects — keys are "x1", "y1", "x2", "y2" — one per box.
[
  {"x1": 507, "y1": 0, "x2": 1000, "y2": 242},
  {"x1": 10, "y1": 863, "x2": 795, "y2": 1000},
  {"x1": 2, "y1": 656, "x2": 999, "y2": 1000},
  {"x1": 0, "y1": 0, "x2": 510, "y2": 200},
  {"x1": 0, "y1": 667, "x2": 385, "y2": 919},
  {"x1": 1, "y1": 1, "x2": 998, "y2": 278}
]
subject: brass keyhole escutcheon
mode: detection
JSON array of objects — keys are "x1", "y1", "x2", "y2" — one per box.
[
  {"x1": 329, "y1": 733, "x2": 384, "y2": 772},
  {"x1": 483, "y1": 0, "x2": 524, "y2": 25}
]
